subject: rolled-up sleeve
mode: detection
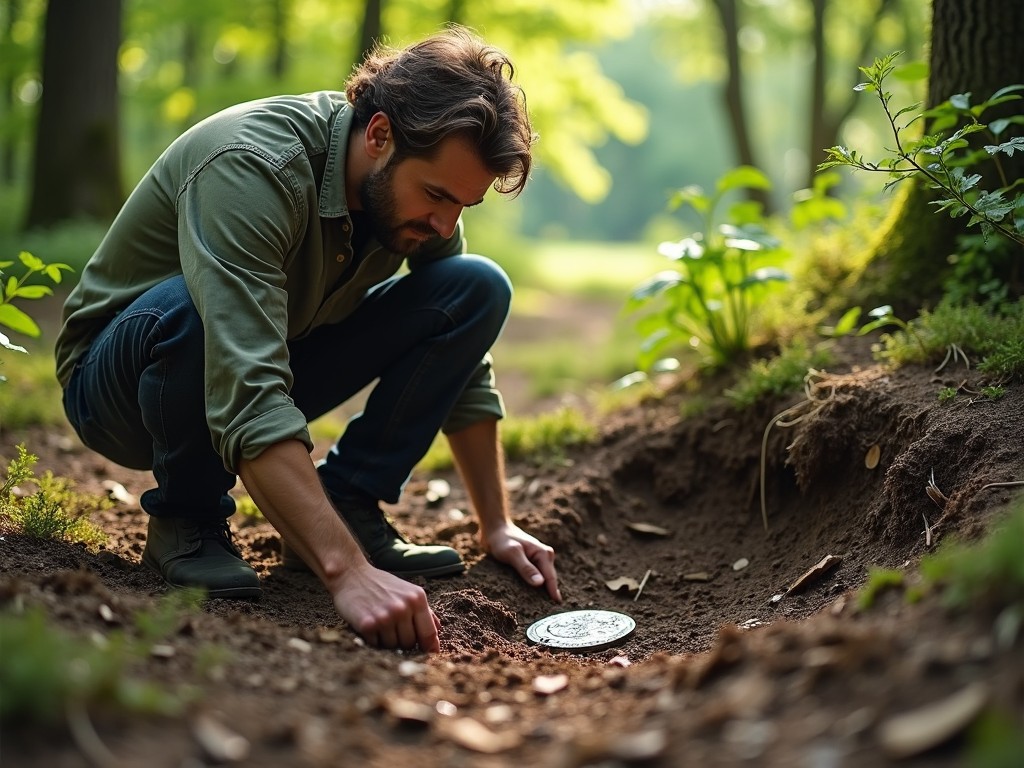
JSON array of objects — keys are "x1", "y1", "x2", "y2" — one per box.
[{"x1": 177, "y1": 149, "x2": 312, "y2": 472}]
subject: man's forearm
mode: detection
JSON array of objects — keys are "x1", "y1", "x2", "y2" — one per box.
[
  {"x1": 446, "y1": 418, "x2": 510, "y2": 536},
  {"x1": 237, "y1": 439, "x2": 367, "y2": 589}
]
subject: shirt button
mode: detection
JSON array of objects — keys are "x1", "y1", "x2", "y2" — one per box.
[
  {"x1": 342, "y1": 223, "x2": 350, "y2": 232},
  {"x1": 336, "y1": 253, "x2": 346, "y2": 263}
]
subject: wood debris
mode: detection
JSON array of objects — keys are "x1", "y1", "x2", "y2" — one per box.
[
  {"x1": 786, "y1": 554, "x2": 842, "y2": 595},
  {"x1": 683, "y1": 571, "x2": 710, "y2": 582},
  {"x1": 732, "y1": 558, "x2": 750, "y2": 572},
  {"x1": 436, "y1": 717, "x2": 522, "y2": 754},
  {"x1": 532, "y1": 673, "x2": 569, "y2": 695},
  {"x1": 878, "y1": 683, "x2": 988, "y2": 759},
  {"x1": 605, "y1": 576, "x2": 641, "y2": 594},
  {"x1": 192, "y1": 714, "x2": 250, "y2": 763},
  {"x1": 625, "y1": 521, "x2": 672, "y2": 538}
]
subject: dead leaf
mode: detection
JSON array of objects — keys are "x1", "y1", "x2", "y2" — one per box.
[
  {"x1": 101, "y1": 479, "x2": 136, "y2": 505},
  {"x1": 610, "y1": 729, "x2": 669, "y2": 761},
  {"x1": 425, "y1": 478, "x2": 451, "y2": 505},
  {"x1": 317, "y1": 628, "x2": 342, "y2": 643},
  {"x1": 532, "y1": 673, "x2": 569, "y2": 695},
  {"x1": 625, "y1": 521, "x2": 672, "y2": 537},
  {"x1": 436, "y1": 717, "x2": 521, "y2": 754},
  {"x1": 605, "y1": 576, "x2": 641, "y2": 594},
  {"x1": 865, "y1": 444, "x2": 881, "y2": 469},
  {"x1": 786, "y1": 554, "x2": 842, "y2": 595},
  {"x1": 878, "y1": 683, "x2": 988, "y2": 759},
  {"x1": 192, "y1": 714, "x2": 250, "y2": 763},
  {"x1": 384, "y1": 697, "x2": 433, "y2": 725}
]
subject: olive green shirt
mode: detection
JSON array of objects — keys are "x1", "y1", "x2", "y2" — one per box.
[{"x1": 56, "y1": 92, "x2": 505, "y2": 473}]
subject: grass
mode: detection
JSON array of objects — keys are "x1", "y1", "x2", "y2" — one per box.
[
  {"x1": 1, "y1": 444, "x2": 110, "y2": 550},
  {"x1": 0, "y1": 351, "x2": 66, "y2": 430},
  {"x1": 0, "y1": 587, "x2": 210, "y2": 732},
  {"x1": 876, "y1": 299, "x2": 1024, "y2": 380},
  {"x1": 416, "y1": 407, "x2": 598, "y2": 473},
  {"x1": 725, "y1": 339, "x2": 836, "y2": 409}
]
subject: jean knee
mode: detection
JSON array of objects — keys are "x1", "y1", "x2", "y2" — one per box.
[{"x1": 457, "y1": 255, "x2": 513, "y2": 318}]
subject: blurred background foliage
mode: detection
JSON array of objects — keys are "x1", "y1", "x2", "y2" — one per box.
[{"x1": 1, "y1": 0, "x2": 929, "y2": 251}]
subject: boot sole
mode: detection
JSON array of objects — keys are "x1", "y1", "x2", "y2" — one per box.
[{"x1": 141, "y1": 555, "x2": 262, "y2": 600}]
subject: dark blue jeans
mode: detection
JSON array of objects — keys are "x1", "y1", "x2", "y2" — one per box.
[{"x1": 62, "y1": 255, "x2": 512, "y2": 521}]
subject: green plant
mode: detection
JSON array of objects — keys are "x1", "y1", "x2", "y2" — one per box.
[
  {"x1": 819, "y1": 51, "x2": 1024, "y2": 248},
  {"x1": 919, "y1": 497, "x2": 1024, "y2": 611},
  {"x1": 0, "y1": 250, "x2": 73, "y2": 355},
  {"x1": 857, "y1": 566, "x2": 905, "y2": 610},
  {"x1": 938, "y1": 386, "x2": 958, "y2": 403},
  {"x1": 627, "y1": 166, "x2": 790, "y2": 371},
  {"x1": 981, "y1": 385, "x2": 1006, "y2": 401},
  {"x1": 725, "y1": 339, "x2": 835, "y2": 409},
  {"x1": 0, "y1": 445, "x2": 109, "y2": 550},
  {"x1": 858, "y1": 304, "x2": 928, "y2": 357}
]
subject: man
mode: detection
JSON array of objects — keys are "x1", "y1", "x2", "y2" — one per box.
[{"x1": 55, "y1": 27, "x2": 560, "y2": 654}]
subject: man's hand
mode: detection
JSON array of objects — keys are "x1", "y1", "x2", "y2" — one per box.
[
  {"x1": 482, "y1": 522, "x2": 561, "y2": 602},
  {"x1": 238, "y1": 440, "x2": 442, "y2": 653},
  {"x1": 332, "y1": 562, "x2": 441, "y2": 652}
]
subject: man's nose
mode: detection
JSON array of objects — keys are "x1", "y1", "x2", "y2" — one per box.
[{"x1": 430, "y1": 207, "x2": 461, "y2": 239}]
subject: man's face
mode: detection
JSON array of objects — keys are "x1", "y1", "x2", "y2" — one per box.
[{"x1": 359, "y1": 136, "x2": 497, "y2": 256}]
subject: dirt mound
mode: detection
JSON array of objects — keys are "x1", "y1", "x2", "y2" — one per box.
[{"x1": 2, "y1": 344, "x2": 1023, "y2": 767}]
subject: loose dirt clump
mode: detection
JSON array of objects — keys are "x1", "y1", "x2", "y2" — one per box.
[{"x1": 2, "y1": 339, "x2": 1023, "y2": 767}]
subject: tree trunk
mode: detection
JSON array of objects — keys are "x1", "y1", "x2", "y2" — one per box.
[
  {"x1": 23, "y1": 0, "x2": 123, "y2": 230},
  {"x1": 806, "y1": 0, "x2": 899, "y2": 189},
  {"x1": 444, "y1": 0, "x2": 467, "y2": 24},
  {"x1": 1, "y1": 0, "x2": 20, "y2": 185},
  {"x1": 711, "y1": 0, "x2": 773, "y2": 214},
  {"x1": 270, "y1": 0, "x2": 289, "y2": 80},
  {"x1": 860, "y1": 0, "x2": 1024, "y2": 307},
  {"x1": 357, "y1": 0, "x2": 383, "y2": 66}
]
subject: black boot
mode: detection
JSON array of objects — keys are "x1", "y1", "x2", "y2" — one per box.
[
  {"x1": 282, "y1": 494, "x2": 464, "y2": 579},
  {"x1": 142, "y1": 517, "x2": 261, "y2": 599}
]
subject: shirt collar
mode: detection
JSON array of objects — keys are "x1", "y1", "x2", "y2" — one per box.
[{"x1": 319, "y1": 101, "x2": 354, "y2": 219}]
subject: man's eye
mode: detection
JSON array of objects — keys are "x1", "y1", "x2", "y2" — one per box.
[{"x1": 426, "y1": 190, "x2": 443, "y2": 202}]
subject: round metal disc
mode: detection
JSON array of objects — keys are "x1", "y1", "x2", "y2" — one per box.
[{"x1": 526, "y1": 609, "x2": 636, "y2": 652}]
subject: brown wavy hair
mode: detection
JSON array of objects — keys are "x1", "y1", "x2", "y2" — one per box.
[{"x1": 345, "y1": 26, "x2": 535, "y2": 197}]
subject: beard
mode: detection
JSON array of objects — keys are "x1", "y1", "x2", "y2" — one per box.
[{"x1": 359, "y1": 158, "x2": 436, "y2": 256}]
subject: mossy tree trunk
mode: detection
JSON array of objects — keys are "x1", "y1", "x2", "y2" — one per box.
[
  {"x1": 862, "y1": 0, "x2": 1024, "y2": 308},
  {"x1": 23, "y1": 0, "x2": 123, "y2": 230}
]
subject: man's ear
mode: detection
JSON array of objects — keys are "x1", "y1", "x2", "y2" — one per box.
[{"x1": 365, "y1": 112, "x2": 392, "y2": 159}]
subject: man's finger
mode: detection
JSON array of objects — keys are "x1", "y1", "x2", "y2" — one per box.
[
  {"x1": 415, "y1": 605, "x2": 441, "y2": 653},
  {"x1": 534, "y1": 551, "x2": 561, "y2": 602}
]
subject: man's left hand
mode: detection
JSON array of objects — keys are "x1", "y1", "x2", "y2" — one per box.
[{"x1": 482, "y1": 522, "x2": 561, "y2": 602}]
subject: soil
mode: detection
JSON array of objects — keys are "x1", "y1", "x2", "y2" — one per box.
[{"x1": 2, "y1": 321, "x2": 1023, "y2": 767}]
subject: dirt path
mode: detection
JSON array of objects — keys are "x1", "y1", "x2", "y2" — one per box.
[{"x1": 2, "y1": 335, "x2": 1023, "y2": 767}]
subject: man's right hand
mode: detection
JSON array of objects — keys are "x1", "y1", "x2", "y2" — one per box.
[
  {"x1": 332, "y1": 562, "x2": 441, "y2": 653},
  {"x1": 238, "y1": 440, "x2": 441, "y2": 654}
]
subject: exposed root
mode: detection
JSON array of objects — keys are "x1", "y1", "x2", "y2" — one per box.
[
  {"x1": 759, "y1": 369, "x2": 839, "y2": 531},
  {"x1": 66, "y1": 699, "x2": 121, "y2": 768},
  {"x1": 934, "y1": 343, "x2": 970, "y2": 375}
]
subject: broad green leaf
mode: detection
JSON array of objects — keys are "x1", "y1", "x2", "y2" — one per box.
[
  {"x1": 949, "y1": 93, "x2": 972, "y2": 110},
  {"x1": 657, "y1": 238, "x2": 704, "y2": 260},
  {"x1": 18, "y1": 251, "x2": 44, "y2": 271},
  {"x1": 738, "y1": 267, "x2": 790, "y2": 288},
  {"x1": 720, "y1": 224, "x2": 780, "y2": 250},
  {"x1": 9, "y1": 285, "x2": 52, "y2": 300},
  {"x1": 44, "y1": 264, "x2": 73, "y2": 283},
  {"x1": 631, "y1": 271, "x2": 685, "y2": 301},
  {"x1": 0, "y1": 303, "x2": 41, "y2": 337},
  {"x1": 609, "y1": 371, "x2": 647, "y2": 391},
  {"x1": 5, "y1": 276, "x2": 16, "y2": 298},
  {"x1": 668, "y1": 186, "x2": 709, "y2": 214},
  {"x1": 0, "y1": 261, "x2": 12, "y2": 269},
  {"x1": 821, "y1": 306, "x2": 863, "y2": 338},
  {"x1": 716, "y1": 165, "x2": 772, "y2": 194},
  {"x1": 989, "y1": 84, "x2": 1024, "y2": 100}
]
